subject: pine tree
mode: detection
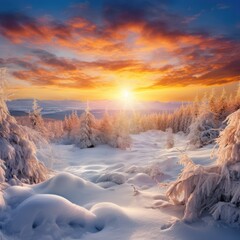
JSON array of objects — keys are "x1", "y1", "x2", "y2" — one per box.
[
  {"x1": 208, "y1": 89, "x2": 217, "y2": 114},
  {"x1": 109, "y1": 112, "x2": 131, "y2": 150},
  {"x1": 0, "y1": 69, "x2": 48, "y2": 184},
  {"x1": 99, "y1": 109, "x2": 113, "y2": 144},
  {"x1": 76, "y1": 107, "x2": 99, "y2": 149},
  {"x1": 63, "y1": 115, "x2": 71, "y2": 135},
  {"x1": 29, "y1": 99, "x2": 48, "y2": 138}
]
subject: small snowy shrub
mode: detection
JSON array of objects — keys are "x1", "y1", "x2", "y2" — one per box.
[
  {"x1": 167, "y1": 109, "x2": 240, "y2": 225},
  {"x1": 188, "y1": 110, "x2": 219, "y2": 148}
]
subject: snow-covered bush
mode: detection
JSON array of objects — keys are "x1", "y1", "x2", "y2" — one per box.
[
  {"x1": 167, "y1": 109, "x2": 240, "y2": 225},
  {"x1": 29, "y1": 99, "x2": 48, "y2": 139},
  {"x1": 233, "y1": 84, "x2": 240, "y2": 111},
  {"x1": 166, "y1": 128, "x2": 174, "y2": 149},
  {"x1": 99, "y1": 110, "x2": 113, "y2": 145},
  {"x1": 75, "y1": 108, "x2": 100, "y2": 149},
  {"x1": 109, "y1": 113, "x2": 131, "y2": 150},
  {"x1": 0, "y1": 159, "x2": 6, "y2": 182},
  {"x1": 46, "y1": 120, "x2": 64, "y2": 142},
  {"x1": 188, "y1": 104, "x2": 219, "y2": 148},
  {"x1": 0, "y1": 70, "x2": 48, "y2": 184},
  {"x1": 216, "y1": 109, "x2": 240, "y2": 165}
]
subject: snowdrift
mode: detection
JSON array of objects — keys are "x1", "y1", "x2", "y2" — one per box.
[{"x1": 2, "y1": 173, "x2": 131, "y2": 240}]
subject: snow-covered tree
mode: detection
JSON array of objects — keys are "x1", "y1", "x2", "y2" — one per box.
[
  {"x1": 216, "y1": 109, "x2": 240, "y2": 166},
  {"x1": 63, "y1": 115, "x2": 71, "y2": 133},
  {"x1": 99, "y1": 110, "x2": 113, "y2": 144},
  {"x1": 216, "y1": 89, "x2": 228, "y2": 122},
  {"x1": 167, "y1": 109, "x2": 240, "y2": 225},
  {"x1": 208, "y1": 89, "x2": 217, "y2": 115},
  {"x1": 109, "y1": 112, "x2": 131, "y2": 150},
  {"x1": 0, "y1": 160, "x2": 6, "y2": 182},
  {"x1": 166, "y1": 128, "x2": 174, "y2": 149},
  {"x1": 191, "y1": 95, "x2": 200, "y2": 120},
  {"x1": 233, "y1": 83, "x2": 240, "y2": 111},
  {"x1": 63, "y1": 111, "x2": 81, "y2": 141},
  {"x1": 46, "y1": 120, "x2": 64, "y2": 142},
  {"x1": 129, "y1": 112, "x2": 142, "y2": 133},
  {"x1": 0, "y1": 69, "x2": 48, "y2": 184},
  {"x1": 188, "y1": 97, "x2": 218, "y2": 148},
  {"x1": 29, "y1": 99, "x2": 48, "y2": 138},
  {"x1": 69, "y1": 111, "x2": 80, "y2": 130},
  {"x1": 76, "y1": 108, "x2": 100, "y2": 149}
]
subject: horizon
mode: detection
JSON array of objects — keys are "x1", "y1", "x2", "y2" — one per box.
[
  {"x1": 7, "y1": 98, "x2": 186, "y2": 120},
  {"x1": 0, "y1": 0, "x2": 239, "y2": 101}
]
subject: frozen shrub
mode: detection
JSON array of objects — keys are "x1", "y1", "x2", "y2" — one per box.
[
  {"x1": 167, "y1": 109, "x2": 240, "y2": 225},
  {"x1": 0, "y1": 159, "x2": 6, "y2": 182},
  {"x1": 188, "y1": 109, "x2": 219, "y2": 148}
]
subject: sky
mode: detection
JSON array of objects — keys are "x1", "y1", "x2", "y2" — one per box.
[{"x1": 0, "y1": 0, "x2": 239, "y2": 101}]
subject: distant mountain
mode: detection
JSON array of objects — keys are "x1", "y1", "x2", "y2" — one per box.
[
  {"x1": 7, "y1": 99, "x2": 188, "y2": 119},
  {"x1": 7, "y1": 99, "x2": 85, "y2": 114},
  {"x1": 9, "y1": 110, "x2": 28, "y2": 117}
]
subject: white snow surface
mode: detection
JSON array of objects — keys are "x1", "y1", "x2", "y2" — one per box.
[{"x1": 1, "y1": 130, "x2": 240, "y2": 239}]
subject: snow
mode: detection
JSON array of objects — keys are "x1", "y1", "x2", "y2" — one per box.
[{"x1": 1, "y1": 130, "x2": 240, "y2": 239}]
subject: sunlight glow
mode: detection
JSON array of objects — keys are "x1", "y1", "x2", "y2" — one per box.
[
  {"x1": 122, "y1": 89, "x2": 130, "y2": 99},
  {"x1": 119, "y1": 89, "x2": 136, "y2": 110},
  {"x1": 121, "y1": 89, "x2": 134, "y2": 102}
]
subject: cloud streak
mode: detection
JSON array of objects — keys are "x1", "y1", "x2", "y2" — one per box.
[{"x1": 0, "y1": 0, "x2": 239, "y2": 99}]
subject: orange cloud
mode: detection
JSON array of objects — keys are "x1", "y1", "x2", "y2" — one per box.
[{"x1": 0, "y1": 8, "x2": 239, "y2": 101}]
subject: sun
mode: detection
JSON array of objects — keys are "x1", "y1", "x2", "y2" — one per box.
[
  {"x1": 122, "y1": 89, "x2": 131, "y2": 99},
  {"x1": 118, "y1": 89, "x2": 136, "y2": 109},
  {"x1": 121, "y1": 89, "x2": 134, "y2": 102}
]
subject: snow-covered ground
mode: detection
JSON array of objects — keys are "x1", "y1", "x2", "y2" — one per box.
[{"x1": 1, "y1": 131, "x2": 240, "y2": 240}]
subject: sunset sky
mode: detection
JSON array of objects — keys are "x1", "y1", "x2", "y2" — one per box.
[{"x1": 0, "y1": 0, "x2": 239, "y2": 101}]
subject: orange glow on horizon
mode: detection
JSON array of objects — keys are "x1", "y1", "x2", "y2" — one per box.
[{"x1": 9, "y1": 80, "x2": 238, "y2": 103}]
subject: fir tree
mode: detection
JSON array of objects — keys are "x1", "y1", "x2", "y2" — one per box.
[
  {"x1": 29, "y1": 99, "x2": 48, "y2": 138},
  {"x1": 76, "y1": 107, "x2": 99, "y2": 149},
  {"x1": 0, "y1": 69, "x2": 48, "y2": 184},
  {"x1": 99, "y1": 109, "x2": 113, "y2": 144},
  {"x1": 109, "y1": 112, "x2": 131, "y2": 150}
]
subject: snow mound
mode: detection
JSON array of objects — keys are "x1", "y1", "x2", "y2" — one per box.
[
  {"x1": 5, "y1": 194, "x2": 97, "y2": 240},
  {"x1": 95, "y1": 172, "x2": 126, "y2": 185},
  {"x1": 3, "y1": 184, "x2": 132, "y2": 239},
  {"x1": 33, "y1": 172, "x2": 103, "y2": 202},
  {"x1": 91, "y1": 202, "x2": 130, "y2": 230},
  {"x1": 127, "y1": 173, "x2": 156, "y2": 188},
  {"x1": 125, "y1": 160, "x2": 173, "y2": 183},
  {"x1": 4, "y1": 186, "x2": 34, "y2": 209}
]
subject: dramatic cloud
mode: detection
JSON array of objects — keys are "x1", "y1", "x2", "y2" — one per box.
[{"x1": 0, "y1": 0, "x2": 239, "y2": 100}]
